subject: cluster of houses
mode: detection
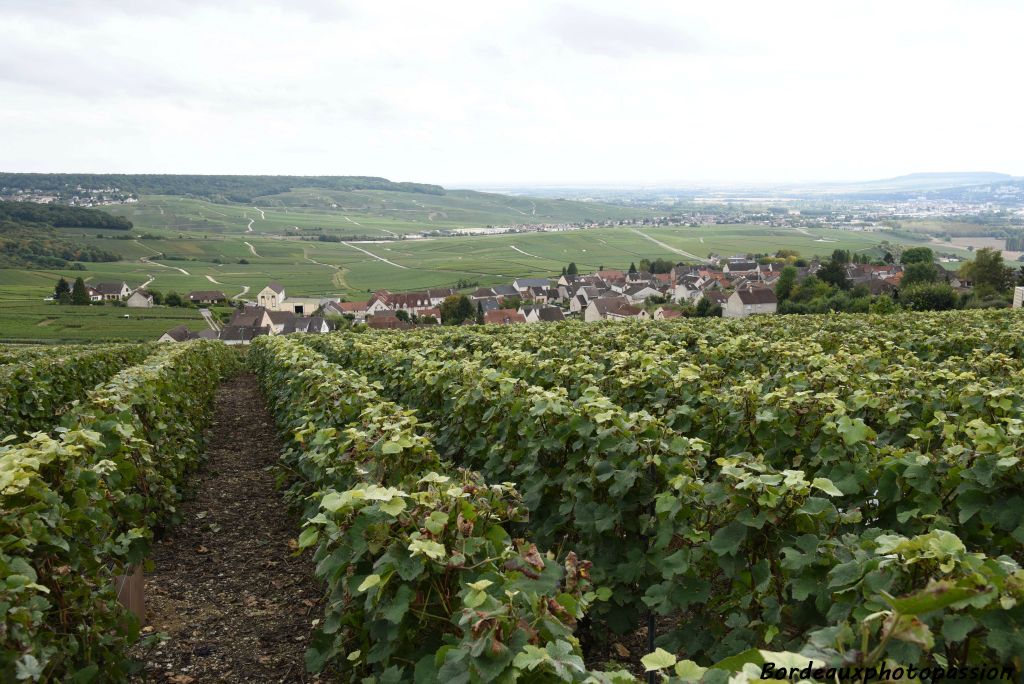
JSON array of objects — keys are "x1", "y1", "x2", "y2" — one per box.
[
  {"x1": 144, "y1": 255, "x2": 915, "y2": 342},
  {"x1": 80, "y1": 282, "x2": 231, "y2": 308},
  {"x1": 159, "y1": 282, "x2": 333, "y2": 344}
]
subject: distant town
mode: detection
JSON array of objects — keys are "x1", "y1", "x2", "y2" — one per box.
[{"x1": 50, "y1": 244, "x2": 1014, "y2": 345}]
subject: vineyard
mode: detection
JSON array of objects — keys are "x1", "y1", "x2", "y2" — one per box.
[
  {"x1": 1, "y1": 340, "x2": 240, "y2": 682},
  {"x1": 3, "y1": 309, "x2": 1024, "y2": 682}
]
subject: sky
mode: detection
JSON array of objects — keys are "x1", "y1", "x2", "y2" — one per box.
[{"x1": 1, "y1": 0, "x2": 1022, "y2": 187}]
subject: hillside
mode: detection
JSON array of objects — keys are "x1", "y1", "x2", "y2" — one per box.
[{"x1": 0, "y1": 173, "x2": 445, "y2": 203}]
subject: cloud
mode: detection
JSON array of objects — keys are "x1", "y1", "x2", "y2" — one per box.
[
  {"x1": 0, "y1": 0, "x2": 1021, "y2": 183},
  {"x1": 0, "y1": 0, "x2": 350, "y2": 23},
  {"x1": 544, "y1": 5, "x2": 702, "y2": 57}
]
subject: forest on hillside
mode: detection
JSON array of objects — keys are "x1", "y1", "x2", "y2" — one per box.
[
  {"x1": 0, "y1": 201, "x2": 133, "y2": 230},
  {"x1": 0, "y1": 202, "x2": 124, "y2": 268},
  {"x1": 0, "y1": 173, "x2": 446, "y2": 203}
]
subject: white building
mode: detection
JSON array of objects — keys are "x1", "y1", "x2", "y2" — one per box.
[
  {"x1": 257, "y1": 282, "x2": 286, "y2": 309},
  {"x1": 723, "y1": 288, "x2": 778, "y2": 318},
  {"x1": 126, "y1": 291, "x2": 154, "y2": 308},
  {"x1": 256, "y1": 281, "x2": 324, "y2": 315},
  {"x1": 584, "y1": 297, "x2": 649, "y2": 322}
]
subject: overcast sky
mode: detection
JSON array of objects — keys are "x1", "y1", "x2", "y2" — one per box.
[{"x1": 2, "y1": 0, "x2": 1021, "y2": 187}]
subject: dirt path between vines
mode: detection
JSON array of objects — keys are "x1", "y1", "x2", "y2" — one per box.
[{"x1": 132, "y1": 373, "x2": 321, "y2": 683}]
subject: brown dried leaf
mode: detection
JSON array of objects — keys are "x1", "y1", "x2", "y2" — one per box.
[{"x1": 521, "y1": 543, "x2": 545, "y2": 572}]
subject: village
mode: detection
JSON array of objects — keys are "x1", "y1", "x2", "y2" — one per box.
[{"x1": 46, "y1": 252, "x2": 930, "y2": 343}]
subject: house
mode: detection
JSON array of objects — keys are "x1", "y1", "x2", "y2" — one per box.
[
  {"x1": 521, "y1": 306, "x2": 565, "y2": 324},
  {"x1": 366, "y1": 290, "x2": 395, "y2": 314},
  {"x1": 251, "y1": 280, "x2": 324, "y2": 315},
  {"x1": 229, "y1": 305, "x2": 273, "y2": 329},
  {"x1": 1014, "y1": 286, "x2": 1024, "y2": 309},
  {"x1": 512, "y1": 278, "x2": 550, "y2": 293},
  {"x1": 158, "y1": 325, "x2": 195, "y2": 343},
  {"x1": 654, "y1": 307, "x2": 682, "y2": 320},
  {"x1": 701, "y1": 291, "x2": 730, "y2": 309},
  {"x1": 188, "y1": 290, "x2": 227, "y2": 305},
  {"x1": 426, "y1": 288, "x2": 457, "y2": 305},
  {"x1": 226, "y1": 305, "x2": 297, "y2": 335},
  {"x1": 265, "y1": 310, "x2": 296, "y2": 334},
  {"x1": 623, "y1": 284, "x2": 661, "y2": 304},
  {"x1": 470, "y1": 287, "x2": 498, "y2": 300},
  {"x1": 596, "y1": 269, "x2": 626, "y2": 281},
  {"x1": 367, "y1": 312, "x2": 413, "y2": 330},
  {"x1": 389, "y1": 291, "x2": 436, "y2": 314},
  {"x1": 484, "y1": 308, "x2": 526, "y2": 325},
  {"x1": 573, "y1": 285, "x2": 604, "y2": 302},
  {"x1": 92, "y1": 281, "x2": 131, "y2": 301},
  {"x1": 257, "y1": 282, "x2": 285, "y2": 309},
  {"x1": 724, "y1": 261, "x2": 759, "y2": 276},
  {"x1": 475, "y1": 297, "x2": 502, "y2": 313},
  {"x1": 417, "y1": 307, "x2": 442, "y2": 322},
  {"x1": 281, "y1": 316, "x2": 330, "y2": 334},
  {"x1": 521, "y1": 286, "x2": 552, "y2": 304},
  {"x1": 673, "y1": 274, "x2": 706, "y2": 302},
  {"x1": 670, "y1": 263, "x2": 701, "y2": 281},
  {"x1": 626, "y1": 270, "x2": 654, "y2": 284},
  {"x1": 724, "y1": 288, "x2": 778, "y2": 318},
  {"x1": 584, "y1": 297, "x2": 648, "y2": 322},
  {"x1": 569, "y1": 294, "x2": 588, "y2": 314},
  {"x1": 759, "y1": 271, "x2": 783, "y2": 287},
  {"x1": 491, "y1": 284, "x2": 520, "y2": 300},
  {"x1": 218, "y1": 325, "x2": 269, "y2": 345},
  {"x1": 126, "y1": 290, "x2": 154, "y2": 308},
  {"x1": 322, "y1": 300, "x2": 369, "y2": 323}
]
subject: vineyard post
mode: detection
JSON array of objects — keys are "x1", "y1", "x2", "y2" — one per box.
[{"x1": 647, "y1": 460, "x2": 657, "y2": 684}]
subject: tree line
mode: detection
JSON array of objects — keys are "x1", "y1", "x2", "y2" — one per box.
[
  {"x1": 776, "y1": 246, "x2": 1022, "y2": 315},
  {"x1": 0, "y1": 201, "x2": 133, "y2": 230}
]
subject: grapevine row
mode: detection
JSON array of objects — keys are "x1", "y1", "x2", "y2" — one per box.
[
  {"x1": 0, "y1": 340, "x2": 239, "y2": 682},
  {"x1": 0, "y1": 343, "x2": 152, "y2": 439},
  {"x1": 249, "y1": 335, "x2": 638, "y2": 682},
  {"x1": 307, "y1": 322, "x2": 1024, "y2": 673}
]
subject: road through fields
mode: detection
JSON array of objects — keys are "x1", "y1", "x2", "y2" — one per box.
[{"x1": 629, "y1": 229, "x2": 710, "y2": 263}]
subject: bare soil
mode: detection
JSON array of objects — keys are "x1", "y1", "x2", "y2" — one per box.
[{"x1": 131, "y1": 373, "x2": 321, "y2": 683}]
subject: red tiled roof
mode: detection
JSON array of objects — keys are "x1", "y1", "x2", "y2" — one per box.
[{"x1": 484, "y1": 309, "x2": 526, "y2": 325}]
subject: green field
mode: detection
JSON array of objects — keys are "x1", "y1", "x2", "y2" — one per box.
[
  {"x1": 102, "y1": 189, "x2": 657, "y2": 238},
  {"x1": 0, "y1": 292, "x2": 208, "y2": 343},
  {"x1": 0, "y1": 189, "x2": 973, "y2": 341}
]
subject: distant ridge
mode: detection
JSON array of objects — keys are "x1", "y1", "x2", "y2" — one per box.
[
  {"x1": 0, "y1": 173, "x2": 446, "y2": 203},
  {"x1": 771, "y1": 171, "x2": 1021, "y2": 199},
  {"x1": 849, "y1": 171, "x2": 1012, "y2": 191}
]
